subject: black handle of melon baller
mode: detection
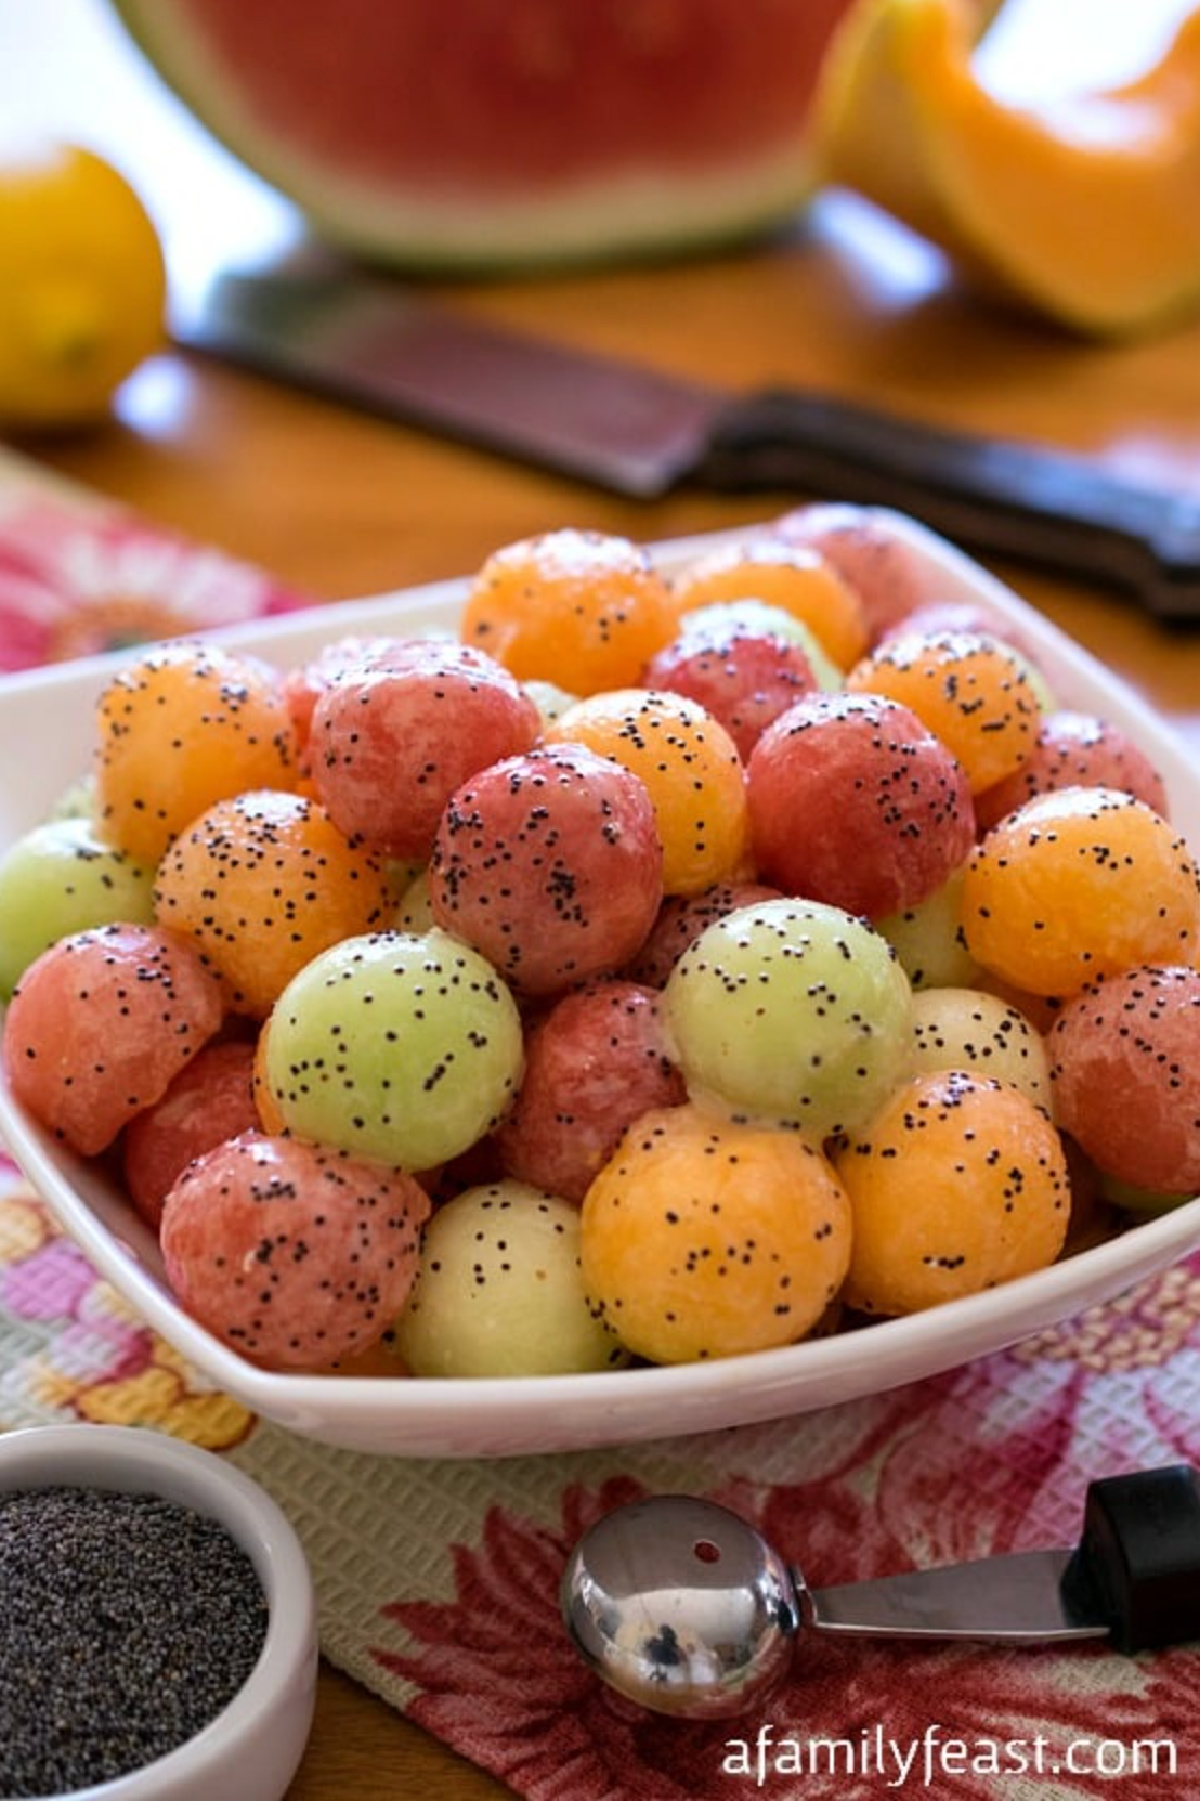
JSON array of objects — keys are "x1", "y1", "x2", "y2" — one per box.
[
  {"x1": 699, "y1": 389, "x2": 1200, "y2": 624},
  {"x1": 1063, "y1": 1464, "x2": 1200, "y2": 1653}
]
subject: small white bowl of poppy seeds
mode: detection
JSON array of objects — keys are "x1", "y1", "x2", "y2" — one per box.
[{"x1": 0, "y1": 1423, "x2": 318, "y2": 1800}]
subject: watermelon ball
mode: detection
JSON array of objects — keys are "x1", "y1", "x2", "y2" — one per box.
[
  {"x1": 392, "y1": 1181, "x2": 629, "y2": 1378},
  {"x1": 961, "y1": 786, "x2": 1200, "y2": 997},
  {"x1": 973, "y1": 709, "x2": 1171, "y2": 834},
  {"x1": 846, "y1": 628, "x2": 1043, "y2": 795},
  {"x1": 93, "y1": 640, "x2": 298, "y2": 863},
  {"x1": 494, "y1": 979, "x2": 686, "y2": 1204},
  {"x1": 546, "y1": 688, "x2": 750, "y2": 897},
  {"x1": 0, "y1": 815, "x2": 156, "y2": 1000},
  {"x1": 640, "y1": 622, "x2": 820, "y2": 760},
  {"x1": 662, "y1": 897, "x2": 914, "y2": 1140},
  {"x1": 281, "y1": 633, "x2": 427, "y2": 772},
  {"x1": 676, "y1": 600, "x2": 843, "y2": 692},
  {"x1": 160, "y1": 1130, "x2": 430, "y2": 1371},
  {"x1": 669, "y1": 536, "x2": 868, "y2": 670},
  {"x1": 833, "y1": 1070, "x2": 1071, "y2": 1317},
  {"x1": 309, "y1": 637, "x2": 541, "y2": 861},
  {"x1": 460, "y1": 527, "x2": 677, "y2": 697},
  {"x1": 909, "y1": 987, "x2": 1052, "y2": 1113},
  {"x1": 153, "y1": 788, "x2": 393, "y2": 1018},
  {"x1": 1048, "y1": 965, "x2": 1200, "y2": 1195},
  {"x1": 122, "y1": 1038, "x2": 260, "y2": 1230},
  {"x1": 776, "y1": 502, "x2": 934, "y2": 643},
  {"x1": 3, "y1": 923, "x2": 223, "y2": 1156},
  {"x1": 428, "y1": 743, "x2": 664, "y2": 1000},
  {"x1": 625, "y1": 880, "x2": 784, "y2": 988},
  {"x1": 875, "y1": 865, "x2": 981, "y2": 991},
  {"x1": 746, "y1": 691, "x2": 976, "y2": 919},
  {"x1": 580, "y1": 1103, "x2": 852, "y2": 1364},
  {"x1": 263, "y1": 927, "x2": 524, "y2": 1171}
]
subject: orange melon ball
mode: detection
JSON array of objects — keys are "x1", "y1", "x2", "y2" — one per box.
[
  {"x1": 459, "y1": 527, "x2": 677, "y2": 695},
  {"x1": 834, "y1": 1069, "x2": 1070, "y2": 1317},
  {"x1": 93, "y1": 641, "x2": 298, "y2": 861},
  {"x1": 252, "y1": 1019, "x2": 287, "y2": 1134},
  {"x1": 154, "y1": 789, "x2": 393, "y2": 1017},
  {"x1": 961, "y1": 786, "x2": 1200, "y2": 997},
  {"x1": 671, "y1": 537, "x2": 868, "y2": 670},
  {"x1": 846, "y1": 628, "x2": 1041, "y2": 793},
  {"x1": 581, "y1": 1105, "x2": 851, "y2": 1364},
  {"x1": 546, "y1": 687, "x2": 749, "y2": 896}
]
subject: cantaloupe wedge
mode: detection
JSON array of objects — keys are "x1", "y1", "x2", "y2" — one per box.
[{"x1": 814, "y1": 0, "x2": 1200, "y2": 336}]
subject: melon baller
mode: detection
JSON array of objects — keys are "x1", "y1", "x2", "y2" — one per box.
[{"x1": 561, "y1": 1465, "x2": 1200, "y2": 1719}]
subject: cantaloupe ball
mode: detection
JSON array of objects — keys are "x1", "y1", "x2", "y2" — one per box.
[
  {"x1": 460, "y1": 527, "x2": 676, "y2": 695},
  {"x1": 834, "y1": 1070, "x2": 1070, "y2": 1317},
  {"x1": 93, "y1": 641, "x2": 297, "y2": 861},
  {"x1": 847, "y1": 628, "x2": 1041, "y2": 793},
  {"x1": 581, "y1": 1104, "x2": 851, "y2": 1364},
  {"x1": 671, "y1": 537, "x2": 868, "y2": 670},
  {"x1": 961, "y1": 786, "x2": 1200, "y2": 996},
  {"x1": 545, "y1": 687, "x2": 749, "y2": 896}
]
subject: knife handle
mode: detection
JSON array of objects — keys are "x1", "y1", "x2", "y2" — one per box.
[
  {"x1": 699, "y1": 388, "x2": 1200, "y2": 623},
  {"x1": 1061, "y1": 1464, "x2": 1200, "y2": 1653}
]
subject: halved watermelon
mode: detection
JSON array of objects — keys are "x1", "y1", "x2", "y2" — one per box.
[{"x1": 106, "y1": 0, "x2": 860, "y2": 269}]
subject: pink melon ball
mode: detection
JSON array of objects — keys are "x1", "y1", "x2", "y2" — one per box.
[
  {"x1": 1048, "y1": 965, "x2": 1200, "y2": 1195},
  {"x1": 495, "y1": 979, "x2": 686, "y2": 1203},
  {"x1": 974, "y1": 710, "x2": 1170, "y2": 834},
  {"x1": 429, "y1": 743, "x2": 664, "y2": 999},
  {"x1": 746, "y1": 691, "x2": 976, "y2": 919},
  {"x1": 160, "y1": 1130, "x2": 430, "y2": 1370},
  {"x1": 123, "y1": 1038, "x2": 260, "y2": 1230},
  {"x1": 3, "y1": 923, "x2": 223, "y2": 1156}
]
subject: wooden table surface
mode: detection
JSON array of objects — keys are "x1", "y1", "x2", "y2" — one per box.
[{"x1": 5, "y1": 3, "x2": 1200, "y2": 1796}]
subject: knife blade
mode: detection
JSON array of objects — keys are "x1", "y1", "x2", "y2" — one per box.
[{"x1": 173, "y1": 255, "x2": 1200, "y2": 622}]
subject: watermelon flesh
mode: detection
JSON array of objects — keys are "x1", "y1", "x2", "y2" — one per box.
[{"x1": 108, "y1": 0, "x2": 859, "y2": 268}]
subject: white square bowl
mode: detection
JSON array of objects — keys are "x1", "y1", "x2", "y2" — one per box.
[{"x1": 1, "y1": 515, "x2": 1197, "y2": 1459}]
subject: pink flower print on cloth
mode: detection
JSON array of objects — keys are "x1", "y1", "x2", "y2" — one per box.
[{"x1": 0, "y1": 497, "x2": 311, "y2": 671}]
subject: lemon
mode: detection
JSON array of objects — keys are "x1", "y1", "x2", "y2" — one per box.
[{"x1": 0, "y1": 142, "x2": 167, "y2": 429}]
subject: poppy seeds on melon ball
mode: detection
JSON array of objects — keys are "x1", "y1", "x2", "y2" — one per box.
[
  {"x1": 428, "y1": 743, "x2": 664, "y2": 1000},
  {"x1": 160, "y1": 1130, "x2": 430, "y2": 1370},
  {"x1": 834, "y1": 1070, "x2": 1071, "y2": 1317},
  {"x1": 662, "y1": 897, "x2": 914, "y2": 1141},
  {"x1": 746, "y1": 690, "x2": 976, "y2": 919},
  {"x1": 1048, "y1": 965, "x2": 1200, "y2": 1196},
  {"x1": 580, "y1": 1104, "x2": 852, "y2": 1365},
  {"x1": 393, "y1": 1181, "x2": 629, "y2": 1378},
  {"x1": 309, "y1": 638, "x2": 541, "y2": 860},
  {"x1": 4, "y1": 923, "x2": 223, "y2": 1156},
  {"x1": 263, "y1": 926, "x2": 524, "y2": 1172}
]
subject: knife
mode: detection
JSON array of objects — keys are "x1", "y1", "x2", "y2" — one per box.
[{"x1": 173, "y1": 254, "x2": 1200, "y2": 622}]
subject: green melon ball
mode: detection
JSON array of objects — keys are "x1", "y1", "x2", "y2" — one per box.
[
  {"x1": 1099, "y1": 1172, "x2": 1195, "y2": 1217},
  {"x1": 522, "y1": 677, "x2": 581, "y2": 726},
  {"x1": 264, "y1": 927, "x2": 524, "y2": 1171},
  {"x1": 0, "y1": 817, "x2": 157, "y2": 1000},
  {"x1": 663, "y1": 897, "x2": 913, "y2": 1140},
  {"x1": 393, "y1": 1181, "x2": 630, "y2": 1377},
  {"x1": 875, "y1": 866, "x2": 981, "y2": 991},
  {"x1": 394, "y1": 866, "x2": 434, "y2": 932},
  {"x1": 909, "y1": 986, "x2": 1052, "y2": 1113}
]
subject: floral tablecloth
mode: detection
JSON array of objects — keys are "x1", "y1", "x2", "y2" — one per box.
[{"x1": 1, "y1": 445, "x2": 1198, "y2": 1799}]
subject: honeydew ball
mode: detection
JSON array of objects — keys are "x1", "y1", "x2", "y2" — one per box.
[
  {"x1": 875, "y1": 867, "x2": 981, "y2": 991},
  {"x1": 392, "y1": 1181, "x2": 629, "y2": 1377},
  {"x1": 662, "y1": 898, "x2": 913, "y2": 1139},
  {"x1": 264, "y1": 927, "x2": 523, "y2": 1171},
  {"x1": 910, "y1": 987, "x2": 1052, "y2": 1114},
  {"x1": 0, "y1": 816, "x2": 156, "y2": 999}
]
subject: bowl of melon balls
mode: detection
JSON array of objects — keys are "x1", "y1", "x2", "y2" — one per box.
[{"x1": 1, "y1": 506, "x2": 1197, "y2": 1459}]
